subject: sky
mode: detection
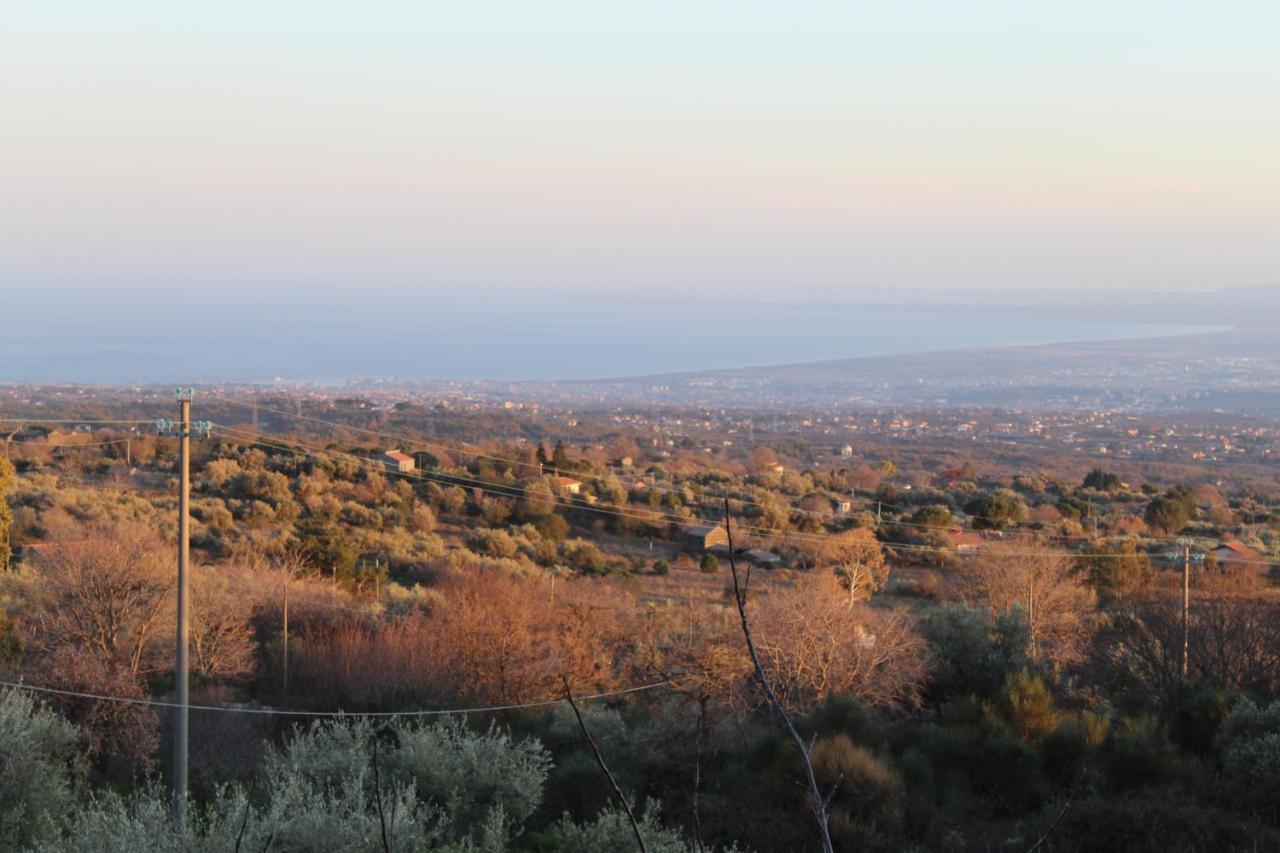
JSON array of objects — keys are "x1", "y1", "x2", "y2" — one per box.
[{"x1": 3, "y1": 1, "x2": 1279, "y2": 309}]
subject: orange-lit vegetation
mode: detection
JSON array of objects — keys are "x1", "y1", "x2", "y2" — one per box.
[{"x1": 1, "y1": 402, "x2": 1280, "y2": 850}]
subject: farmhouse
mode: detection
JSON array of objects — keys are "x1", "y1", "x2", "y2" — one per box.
[
  {"x1": 382, "y1": 450, "x2": 415, "y2": 474},
  {"x1": 1212, "y1": 540, "x2": 1265, "y2": 573},
  {"x1": 950, "y1": 528, "x2": 987, "y2": 554},
  {"x1": 679, "y1": 523, "x2": 729, "y2": 552}
]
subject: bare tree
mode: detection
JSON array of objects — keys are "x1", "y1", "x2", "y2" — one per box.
[
  {"x1": 23, "y1": 521, "x2": 174, "y2": 675},
  {"x1": 1098, "y1": 593, "x2": 1280, "y2": 700},
  {"x1": 754, "y1": 572, "x2": 928, "y2": 714},
  {"x1": 818, "y1": 527, "x2": 890, "y2": 605},
  {"x1": 189, "y1": 566, "x2": 257, "y2": 681},
  {"x1": 960, "y1": 542, "x2": 1095, "y2": 666}
]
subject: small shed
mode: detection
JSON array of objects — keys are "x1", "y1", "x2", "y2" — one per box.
[
  {"x1": 679, "y1": 523, "x2": 730, "y2": 552},
  {"x1": 742, "y1": 548, "x2": 782, "y2": 568}
]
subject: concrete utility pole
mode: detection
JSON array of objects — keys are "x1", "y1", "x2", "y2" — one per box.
[
  {"x1": 156, "y1": 389, "x2": 210, "y2": 827},
  {"x1": 173, "y1": 390, "x2": 192, "y2": 825}
]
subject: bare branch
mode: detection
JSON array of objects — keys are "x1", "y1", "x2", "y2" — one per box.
[
  {"x1": 691, "y1": 696, "x2": 707, "y2": 853},
  {"x1": 822, "y1": 772, "x2": 845, "y2": 811},
  {"x1": 371, "y1": 739, "x2": 392, "y2": 853},
  {"x1": 723, "y1": 497, "x2": 834, "y2": 853},
  {"x1": 234, "y1": 778, "x2": 256, "y2": 853},
  {"x1": 1026, "y1": 776, "x2": 1080, "y2": 853},
  {"x1": 562, "y1": 675, "x2": 648, "y2": 853}
]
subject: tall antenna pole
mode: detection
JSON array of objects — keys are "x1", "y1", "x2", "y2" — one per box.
[{"x1": 173, "y1": 389, "x2": 192, "y2": 825}]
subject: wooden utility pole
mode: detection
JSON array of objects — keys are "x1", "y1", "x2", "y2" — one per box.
[
  {"x1": 1181, "y1": 542, "x2": 1191, "y2": 681},
  {"x1": 1027, "y1": 567, "x2": 1037, "y2": 663},
  {"x1": 282, "y1": 579, "x2": 290, "y2": 694},
  {"x1": 1166, "y1": 538, "x2": 1202, "y2": 682}
]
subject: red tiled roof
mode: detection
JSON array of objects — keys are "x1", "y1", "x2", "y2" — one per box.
[{"x1": 1216, "y1": 540, "x2": 1262, "y2": 560}]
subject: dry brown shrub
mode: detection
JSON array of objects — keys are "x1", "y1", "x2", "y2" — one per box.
[
  {"x1": 632, "y1": 596, "x2": 746, "y2": 712},
  {"x1": 287, "y1": 618, "x2": 434, "y2": 709},
  {"x1": 421, "y1": 570, "x2": 630, "y2": 703},
  {"x1": 39, "y1": 645, "x2": 160, "y2": 770},
  {"x1": 286, "y1": 570, "x2": 635, "y2": 710}
]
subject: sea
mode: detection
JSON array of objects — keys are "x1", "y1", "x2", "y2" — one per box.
[{"x1": 0, "y1": 296, "x2": 1213, "y2": 385}]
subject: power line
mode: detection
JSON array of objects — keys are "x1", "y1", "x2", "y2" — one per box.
[
  {"x1": 0, "y1": 418, "x2": 154, "y2": 425},
  {"x1": 47, "y1": 438, "x2": 135, "y2": 449},
  {"x1": 0, "y1": 677, "x2": 671, "y2": 718}
]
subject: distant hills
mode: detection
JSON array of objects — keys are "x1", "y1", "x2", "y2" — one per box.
[{"x1": 440, "y1": 324, "x2": 1280, "y2": 413}]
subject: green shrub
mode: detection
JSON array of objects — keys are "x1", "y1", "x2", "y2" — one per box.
[
  {"x1": 0, "y1": 689, "x2": 81, "y2": 848},
  {"x1": 994, "y1": 670, "x2": 1058, "y2": 744},
  {"x1": 274, "y1": 716, "x2": 549, "y2": 844},
  {"x1": 973, "y1": 733, "x2": 1048, "y2": 816},
  {"x1": 389, "y1": 716, "x2": 551, "y2": 834},
  {"x1": 1052, "y1": 793, "x2": 1280, "y2": 852},
  {"x1": 801, "y1": 697, "x2": 878, "y2": 748},
  {"x1": 535, "y1": 802, "x2": 710, "y2": 853},
  {"x1": 1216, "y1": 698, "x2": 1280, "y2": 754},
  {"x1": 1041, "y1": 721, "x2": 1089, "y2": 788},
  {"x1": 465, "y1": 527, "x2": 519, "y2": 559},
  {"x1": 38, "y1": 773, "x2": 440, "y2": 853},
  {"x1": 1168, "y1": 685, "x2": 1231, "y2": 755},
  {"x1": 1222, "y1": 734, "x2": 1280, "y2": 822},
  {"x1": 1103, "y1": 716, "x2": 1181, "y2": 792},
  {"x1": 1216, "y1": 699, "x2": 1280, "y2": 822},
  {"x1": 920, "y1": 605, "x2": 1028, "y2": 703}
]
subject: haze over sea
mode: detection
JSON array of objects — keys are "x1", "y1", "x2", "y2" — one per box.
[{"x1": 2, "y1": 296, "x2": 1211, "y2": 385}]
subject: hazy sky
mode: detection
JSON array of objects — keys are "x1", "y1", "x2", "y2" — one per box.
[{"x1": 4, "y1": 1, "x2": 1278, "y2": 305}]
